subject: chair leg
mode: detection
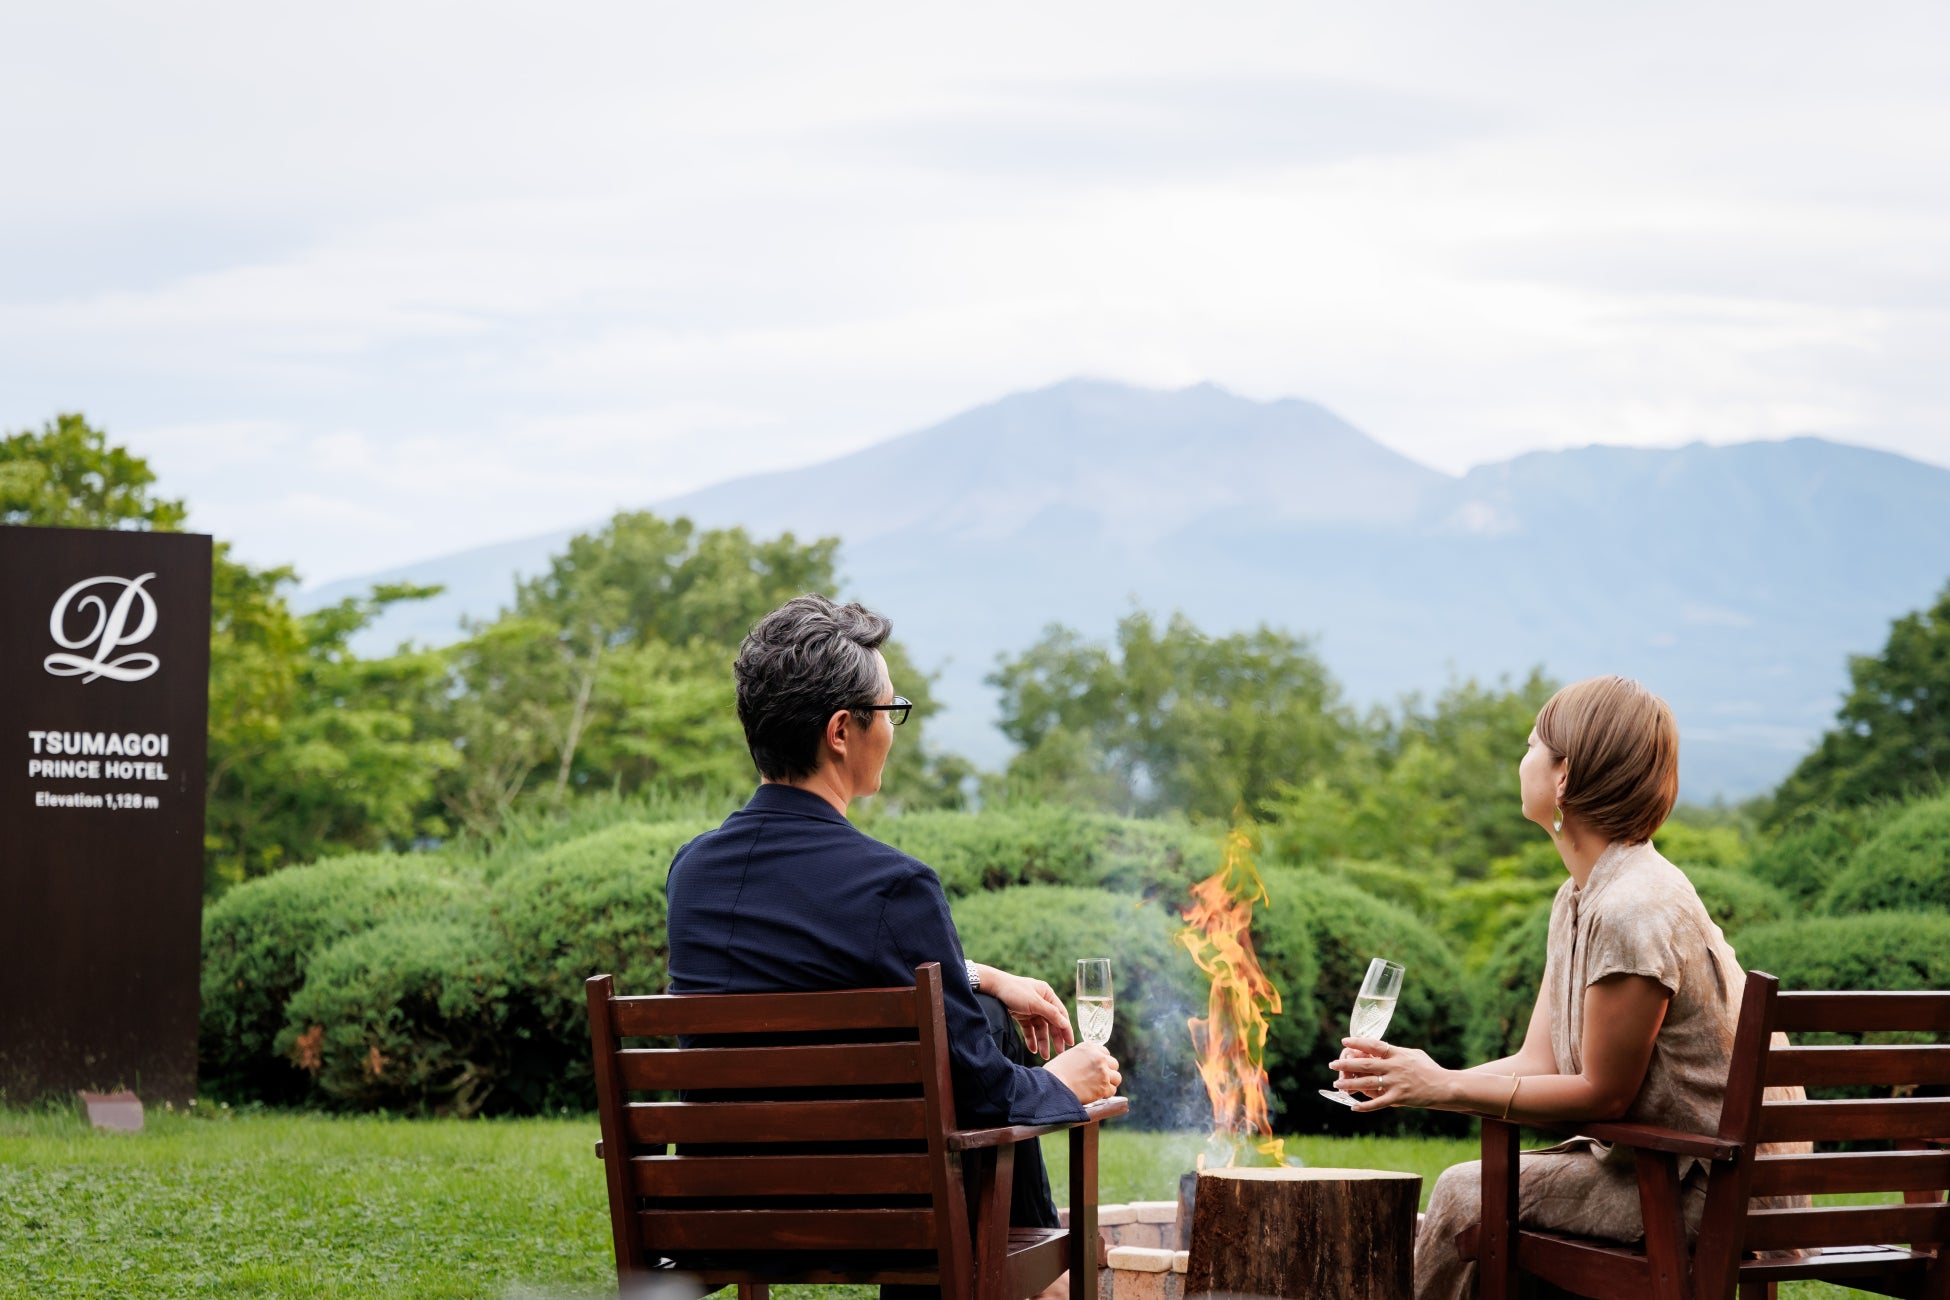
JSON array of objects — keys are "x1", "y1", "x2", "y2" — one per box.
[
  {"x1": 974, "y1": 1144, "x2": 1016, "y2": 1299},
  {"x1": 1735, "y1": 1284, "x2": 1774, "y2": 1300},
  {"x1": 1635, "y1": 1150, "x2": 1689, "y2": 1300},
  {"x1": 1479, "y1": 1120, "x2": 1521, "y2": 1300},
  {"x1": 738, "y1": 1287, "x2": 769, "y2": 1300},
  {"x1": 1070, "y1": 1124, "x2": 1100, "y2": 1300}
]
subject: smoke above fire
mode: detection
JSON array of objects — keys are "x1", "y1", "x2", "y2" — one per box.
[{"x1": 1176, "y1": 825, "x2": 1298, "y2": 1168}]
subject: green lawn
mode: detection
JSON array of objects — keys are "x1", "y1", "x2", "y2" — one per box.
[{"x1": 0, "y1": 1110, "x2": 1895, "y2": 1299}]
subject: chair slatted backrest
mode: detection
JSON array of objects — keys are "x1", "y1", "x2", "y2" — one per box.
[
  {"x1": 1695, "y1": 973, "x2": 1950, "y2": 1298},
  {"x1": 586, "y1": 961, "x2": 972, "y2": 1292}
]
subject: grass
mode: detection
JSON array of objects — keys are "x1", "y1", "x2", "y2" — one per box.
[{"x1": 0, "y1": 1109, "x2": 1900, "y2": 1299}]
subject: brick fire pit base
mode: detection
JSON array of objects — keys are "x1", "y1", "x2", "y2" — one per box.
[{"x1": 1056, "y1": 1201, "x2": 1186, "y2": 1300}]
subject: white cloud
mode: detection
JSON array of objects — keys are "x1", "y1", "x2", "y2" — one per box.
[{"x1": 3, "y1": 0, "x2": 1949, "y2": 583}]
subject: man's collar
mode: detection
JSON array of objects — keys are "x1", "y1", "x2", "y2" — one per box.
[{"x1": 744, "y1": 782, "x2": 852, "y2": 825}]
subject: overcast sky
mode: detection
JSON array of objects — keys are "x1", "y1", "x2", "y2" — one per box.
[{"x1": 5, "y1": 2, "x2": 1949, "y2": 585}]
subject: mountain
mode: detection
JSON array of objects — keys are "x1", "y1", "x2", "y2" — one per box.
[{"x1": 299, "y1": 379, "x2": 1950, "y2": 799}]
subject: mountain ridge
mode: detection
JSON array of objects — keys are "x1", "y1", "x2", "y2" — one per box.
[{"x1": 300, "y1": 380, "x2": 1950, "y2": 799}]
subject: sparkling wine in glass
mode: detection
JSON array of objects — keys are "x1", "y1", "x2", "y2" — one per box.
[
  {"x1": 1076, "y1": 958, "x2": 1113, "y2": 1046},
  {"x1": 1319, "y1": 957, "x2": 1404, "y2": 1108}
]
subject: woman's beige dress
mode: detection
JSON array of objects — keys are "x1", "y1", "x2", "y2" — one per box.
[{"x1": 1415, "y1": 840, "x2": 1807, "y2": 1300}]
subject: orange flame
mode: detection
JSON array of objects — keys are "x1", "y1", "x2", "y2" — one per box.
[{"x1": 1177, "y1": 826, "x2": 1291, "y2": 1167}]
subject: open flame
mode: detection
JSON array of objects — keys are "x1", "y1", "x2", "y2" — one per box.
[{"x1": 1177, "y1": 825, "x2": 1293, "y2": 1168}]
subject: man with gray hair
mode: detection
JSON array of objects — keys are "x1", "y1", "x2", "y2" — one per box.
[{"x1": 666, "y1": 594, "x2": 1120, "y2": 1278}]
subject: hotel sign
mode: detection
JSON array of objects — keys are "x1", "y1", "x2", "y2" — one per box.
[{"x1": 0, "y1": 526, "x2": 211, "y2": 1105}]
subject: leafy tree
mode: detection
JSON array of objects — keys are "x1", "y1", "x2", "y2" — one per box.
[
  {"x1": 1259, "y1": 671, "x2": 1556, "y2": 882},
  {"x1": 1261, "y1": 737, "x2": 1461, "y2": 875},
  {"x1": 1, "y1": 413, "x2": 186, "y2": 529},
  {"x1": 1770, "y1": 582, "x2": 1950, "y2": 822},
  {"x1": 205, "y1": 580, "x2": 456, "y2": 885},
  {"x1": 1393, "y1": 670, "x2": 1559, "y2": 871},
  {"x1": 990, "y1": 610, "x2": 1358, "y2": 820},
  {"x1": 447, "y1": 509, "x2": 963, "y2": 821}
]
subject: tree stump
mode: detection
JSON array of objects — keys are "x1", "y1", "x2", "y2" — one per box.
[{"x1": 1185, "y1": 1167, "x2": 1422, "y2": 1300}]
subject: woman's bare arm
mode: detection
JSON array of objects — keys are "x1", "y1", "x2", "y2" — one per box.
[
  {"x1": 1464, "y1": 981, "x2": 1558, "y2": 1078},
  {"x1": 1332, "y1": 972, "x2": 1669, "y2": 1121}
]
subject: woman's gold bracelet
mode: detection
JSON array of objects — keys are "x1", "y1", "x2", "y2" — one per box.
[{"x1": 1501, "y1": 1074, "x2": 1523, "y2": 1120}]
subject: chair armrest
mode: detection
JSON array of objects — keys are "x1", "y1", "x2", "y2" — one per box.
[
  {"x1": 1540, "y1": 1120, "x2": 1740, "y2": 1162},
  {"x1": 946, "y1": 1097, "x2": 1130, "y2": 1151}
]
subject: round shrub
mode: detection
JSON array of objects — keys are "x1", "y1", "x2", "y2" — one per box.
[
  {"x1": 1822, "y1": 795, "x2": 1950, "y2": 916},
  {"x1": 879, "y1": 807, "x2": 1220, "y2": 899},
  {"x1": 1465, "y1": 902, "x2": 1553, "y2": 1064},
  {"x1": 1737, "y1": 912, "x2": 1950, "y2": 993},
  {"x1": 490, "y1": 821, "x2": 708, "y2": 1106},
  {"x1": 200, "y1": 852, "x2": 484, "y2": 1102},
  {"x1": 1255, "y1": 868, "x2": 1470, "y2": 1134},
  {"x1": 1651, "y1": 823, "x2": 1750, "y2": 871},
  {"x1": 1685, "y1": 866, "x2": 1792, "y2": 935},
  {"x1": 278, "y1": 916, "x2": 521, "y2": 1116},
  {"x1": 950, "y1": 885, "x2": 1203, "y2": 1128},
  {"x1": 1745, "y1": 805, "x2": 1873, "y2": 904}
]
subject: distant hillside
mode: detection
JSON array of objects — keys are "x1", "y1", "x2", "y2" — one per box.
[{"x1": 300, "y1": 379, "x2": 1950, "y2": 799}]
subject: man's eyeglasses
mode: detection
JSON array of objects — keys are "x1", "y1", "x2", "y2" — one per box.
[{"x1": 854, "y1": 696, "x2": 912, "y2": 727}]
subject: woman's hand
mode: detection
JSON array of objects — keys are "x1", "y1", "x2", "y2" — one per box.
[
  {"x1": 1328, "y1": 1038, "x2": 1453, "y2": 1113},
  {"x1": 982, "y1": 967, "x2": 1075, "y2": 1058}
]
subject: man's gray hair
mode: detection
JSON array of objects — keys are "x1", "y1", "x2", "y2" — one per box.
[{"x1": 734, "y1": 594, "x2": 892, "y2": 781}]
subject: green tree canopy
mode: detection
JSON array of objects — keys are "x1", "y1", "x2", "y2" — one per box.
[
  {"x1": 2, "y1": 413, "x2": 186, "y2": 529},
  {"x1": 989, "y1": 610, "x2": 1358, "y2": 819},
  {"x1": 435, "y1": 509, "x2": 965, "y2": 831},
  {"x1": 1769, "y1": 581, "x2": 1950, "y2": 823}
]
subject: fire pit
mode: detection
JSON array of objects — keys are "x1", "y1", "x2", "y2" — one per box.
[
  {"x1": 1185, "y1": 1167, "x2": 1421, "y2": 1300},
  {"x1": 1167, "y1": 831, "x2": 1422, "y2": 1300}
]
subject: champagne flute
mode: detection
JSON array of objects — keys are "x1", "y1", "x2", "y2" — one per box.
[
  {"x1": 1319, "y1": 957, "x2": 1404, "y2": 1107},
  {"x1": 1076, "y1": 958, "x2": 1113, "y2": 1046}
]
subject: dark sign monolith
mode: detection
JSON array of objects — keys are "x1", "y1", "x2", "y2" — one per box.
[{"x1": 0, "y1": 525, "x2": 211, "y2": 1105}]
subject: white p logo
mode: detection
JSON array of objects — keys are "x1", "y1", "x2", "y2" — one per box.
[{"x1": 45, "y1": 573, "x2": 161, "y2": 683}]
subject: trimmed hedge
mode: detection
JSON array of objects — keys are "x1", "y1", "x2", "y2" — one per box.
[
  {"x1": 1686, "y1": 866, "x2": 1792, "y2": 934},
  {"x1": 1822, "y1": 794, "x2": 1950, "y2": 916},
  {"x1": 951, "y1": 885, "x2": 1202, "y2": 1128},
  {"x1": 200, "y1": 853, "x2": 485, "y2": 1102},
  {"x1": 276, "y1": 917, "x2": 527, "y2": 1116},
  {"x1": 489, "y1": 821, "x2": 709, "y2": 1105},
  {"x1": 878, "y1": 806, "x2": 1219, "y2": 899},
  {"x1": 1465, "y1": 903, "x2": 1552, "y2": 1064},
  {"x1": 1737, "y1": 912, "x2": 1950, "y2": 993},
  {"x1": 1744, "y1": 805, "x2": 1872, "y2": 904}
]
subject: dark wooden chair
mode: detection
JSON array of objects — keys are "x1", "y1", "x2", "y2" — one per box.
[
  {"x1": 586, "y1": 961, "x2": 1128, "y2": 1300},
  {"x1": 1463, "y1": 970, "x2": 1950, "y2": 1300}
]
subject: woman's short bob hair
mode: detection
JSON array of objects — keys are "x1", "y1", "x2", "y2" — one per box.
[{"x1": 1535, "y1": 675, "x2": 1679, "y2": 845}]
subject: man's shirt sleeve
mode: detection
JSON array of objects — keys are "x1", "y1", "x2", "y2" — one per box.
[{"x1": 877, "y1": 865, "x2": 1089, "y2": 1128}]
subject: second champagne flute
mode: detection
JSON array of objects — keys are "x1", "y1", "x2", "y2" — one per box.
[{"x1": 1319, "y1": 957, "x2": 1405, "y2": 1107}]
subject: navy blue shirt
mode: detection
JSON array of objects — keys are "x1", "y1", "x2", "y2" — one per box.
[{"x1": 665, "y1": 783, "x2": 1087, "y2": 1129}]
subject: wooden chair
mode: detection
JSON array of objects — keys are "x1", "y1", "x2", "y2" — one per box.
[
  {"x1": 1464, "y1": 970, "x2": 1950, "y2": 1300},
  {"x1": 586, "y1": 961, "x2": 1128, "y2": 1300}
]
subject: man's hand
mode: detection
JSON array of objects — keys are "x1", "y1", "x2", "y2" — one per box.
[
  {"x1": 976, "y1": 966, "x2": 1074, "y2": 1058},
  {"x1": 1045, "y1": 1042, "x2": 1121, "y2": 1103}
]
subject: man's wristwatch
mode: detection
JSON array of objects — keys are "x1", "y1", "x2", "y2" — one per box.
[{"x1": 965, "y1": 960, "x2": 982, "y2": 993}]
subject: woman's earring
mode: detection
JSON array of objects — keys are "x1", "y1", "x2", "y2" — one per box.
[{"x1": 1552, "y1": 804, "x2": 1564, "y2": 836}]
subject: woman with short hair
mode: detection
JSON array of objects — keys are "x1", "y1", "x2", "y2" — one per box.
[{"x1": 1326, "y1": 675, "x2": 1804, "y2": 1300}]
